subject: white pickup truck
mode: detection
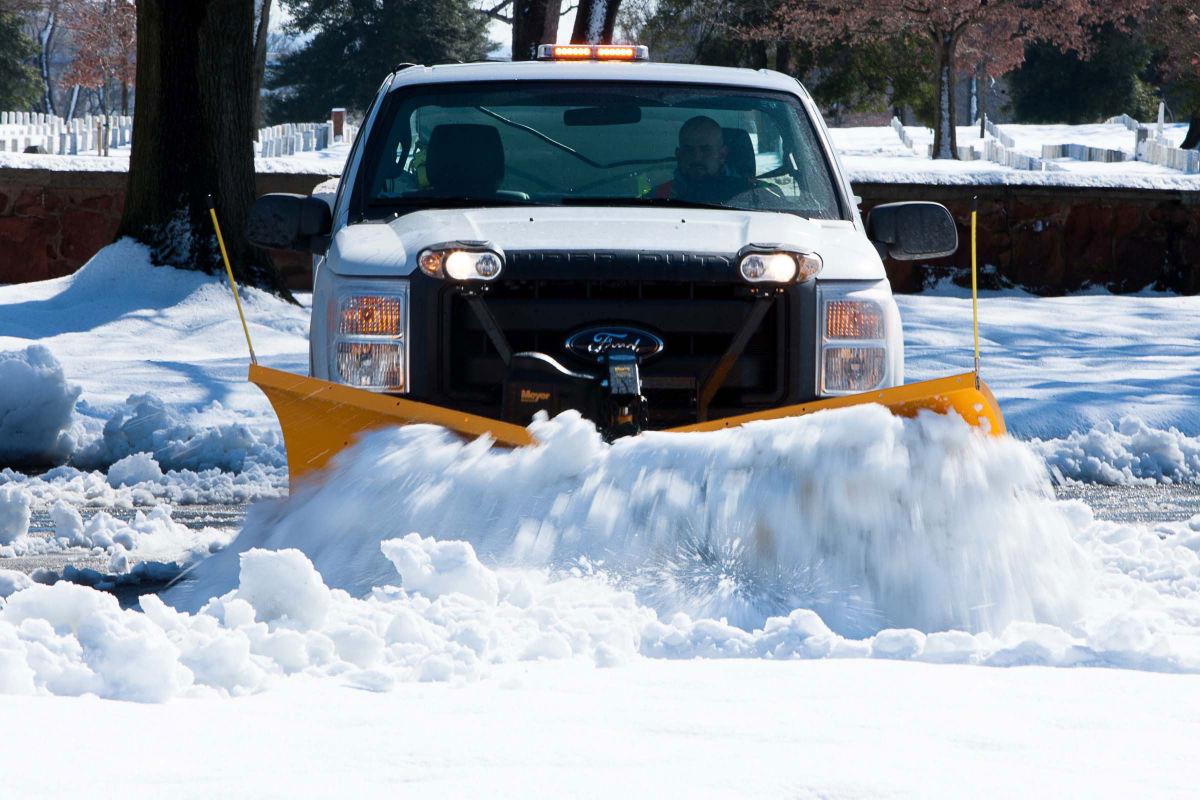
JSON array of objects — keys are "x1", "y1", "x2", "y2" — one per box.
[{"x1": 247, "y1": 44, "x2": 958, "y2": 440}]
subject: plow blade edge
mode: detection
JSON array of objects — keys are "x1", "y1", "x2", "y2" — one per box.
[{"x1": 250, "y1": 365, "x2": 1004, "y2": 488}]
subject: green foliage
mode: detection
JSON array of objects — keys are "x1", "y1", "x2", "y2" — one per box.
[
  {"x1": 807, "y1": 36, "x2": 935, "y2": 125},
  {"x1": 0, "y1": 13, "x2": 39, "y2": 110},
  {"x1": 266, "y1": 0, "x2": 494, "y2": 123},
  {"x1": 1008, "y1": 25, "x2": 1158, "y2": 124}
]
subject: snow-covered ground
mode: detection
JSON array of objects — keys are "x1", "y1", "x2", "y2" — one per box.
[
  {"x1": 3, "y1": 119, "x2": 1197, "y2": 189},
  {"x1": 830, "y1": 122, "x2": 1200, "y2": 189},
  {"x1": 0, "y1": 140, "x2": 352, "y2": 175},
  {"x1": 0, "y1": 229, "x2": 1199, "y2": 791}
]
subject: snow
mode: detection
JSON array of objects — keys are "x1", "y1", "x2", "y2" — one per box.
[
  {"x1": 830, "y1": 122, "x2": 1200, "y2": 189},
  {"x1": 0, "y1": 141, "x2": 351, "y2": 176},
  {"x1": 0, "y1": 175, "x2": 1198, "y2": 793},
  {"x1": 2, "y1": 120, "x2": 1196, "y2": 189},
  {"x1": 0, "y1": 345, "x2": 79, "y2": 465},
  {"x1": 0, "y1": 486, "x2": 32, "y2": 544}
]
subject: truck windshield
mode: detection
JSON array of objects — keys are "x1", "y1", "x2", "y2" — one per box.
[{"x1": 358, "y1": 81, "x2": 846, "y2": 220}]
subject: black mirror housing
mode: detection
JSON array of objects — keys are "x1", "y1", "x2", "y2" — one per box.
[
  {"x1": 865, "y1": 201, "x2": 958, "y2": 261},
  {"x1": 246, "y1": 193, "x2": 332, "y2": 251}
]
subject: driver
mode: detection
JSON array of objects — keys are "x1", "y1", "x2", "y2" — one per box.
[{"x1": 651, "y1": 115, "x2": 754, "y2": 204}]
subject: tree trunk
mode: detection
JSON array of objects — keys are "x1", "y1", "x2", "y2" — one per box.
[
  {"x1": 571, "y1": 0, "x2": 620, "y2": 44},
  {"x1": 931, "y1": 30, "x2": 958, "y2": 160},
  {"x1": 1182, "y1": 111, "x2": 1200, "y2": 150},
  {"x1": 66, "y1": 84, "x2": 79, "y2": 120},
  {"x1": 774, "y1": 42, "x2": 792, "y2": 75},
  {"x1": 251, "y1": 0, "x2": 270, "y2": 137},
  {"x1": 117, "y1": 0, "x2": 292, "y2": 300},
  {"x1": 512, "y1": 0, "x2": 561, "y2": 61},
  {"x1": 978, "y1": 77, "x2": 986, "y2": 139},
  {"x1": 37, "y1": 10, "x2": 56, "y2": 115}
]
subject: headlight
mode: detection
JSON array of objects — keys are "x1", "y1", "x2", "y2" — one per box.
[
  {"x1": 419, "y1": 248, "x2": 504, "y2": 281},
  {"x1": 326, "y1": 281, "x2": 408, "y2": 391},
  {"x1": 817, "y1": 281, "x2": 901, "y2": 395},
  {"x1": 738, "y1": 251, "x2": 821, "y2": 284}
]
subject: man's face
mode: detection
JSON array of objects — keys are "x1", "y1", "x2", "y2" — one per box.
[{"x1": 676, "y1": 126, "x2": 726, "y2": 182}]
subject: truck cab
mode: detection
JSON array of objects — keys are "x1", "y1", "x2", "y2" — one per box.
[{"x1": 248, "y1": 46, "x2": 957, "y2": 439}]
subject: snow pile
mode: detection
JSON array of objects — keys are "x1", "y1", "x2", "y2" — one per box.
[
  {"x1": 1031, "y1": 418, "x2": 1200, "y2": 485},
  {"x1": 0, "y1": 501, "x2": 233, "y2": 564},
  {"x1": 0, "y1": 346, "x2": 81, "y2": 466},
  {"x1": 0, "y1": 238, "x2": 308, "y2": 476},
  {"x1": 0, "y1": 537, "x2": 649, "y2": 699},
  {"x1": 0, "y1": 486, "x2": 33, "y2": 545},
  {"x1": 172, "y1": 407, "x2": 1094, "y2": 635},
  {"x1": 2, "y1": 506, "x2": 1199, "y2": 701},
  {"x1": 0, "y1": 463, "x2": 285, "y2": 509},
  {"x1": 73, "y1": 393, "x2": 286, "y2": 474}
]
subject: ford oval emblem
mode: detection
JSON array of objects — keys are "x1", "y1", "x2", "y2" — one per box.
[{"x1": 565, "y1": 326, "x2": 664, "y2": 361}]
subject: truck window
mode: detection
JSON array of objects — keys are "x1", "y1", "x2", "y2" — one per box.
[{"x1": 358, "y1": 81, "x2": 846, "y2": 220}]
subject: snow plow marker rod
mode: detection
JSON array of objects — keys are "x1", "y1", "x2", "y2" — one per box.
[
  {"x1": 971, "y1": 195, "x2": 980, "y2": 389},
  {"x1": 208, "y1": 194, "x2": 257, "y2": 366}
]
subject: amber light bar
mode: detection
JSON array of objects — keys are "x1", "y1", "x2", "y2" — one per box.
[{"x1": 537, "y1": 44, "x2": 650, "y2": 61}]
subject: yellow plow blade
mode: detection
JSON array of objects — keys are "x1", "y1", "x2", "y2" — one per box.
[
  {"x1": 665, "y1": 372, "x2": 1006, "y2": 436},
  {"x1": 251, "y1": 365, "x2": 1004, "y2": 488},
  {"x1": 249, "y1": 365, "x2": 534, "y2": 486}
]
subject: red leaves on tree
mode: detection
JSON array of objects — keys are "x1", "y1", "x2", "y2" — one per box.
[
  {"x1": 60, "y1": 0, "x2": 136, "y2": 91},
  {"x1": 1151, "y1": 1, "x2": 1200, "y2": 82},
  {"x1": 763, "y1": 0, "x2": 1154, "y2": 158}
]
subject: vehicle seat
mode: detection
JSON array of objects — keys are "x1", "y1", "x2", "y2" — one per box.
[
  {"x1": 426, "y1": 123, "x2": 505, "y2": 196},
  {"x1": 722, "y1": 127, "x2": 756, "y2": 178}
]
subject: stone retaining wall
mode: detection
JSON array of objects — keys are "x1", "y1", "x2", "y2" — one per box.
[
  {"x1": 0, "y1": 169, "x2": 330, "y2": 289},
  {"x1": 2, "y1": 167, "x2": 1197, "y2": 294},
  {"x1": 857, "y1": 183, "x2": 1200, "y2": 295}
]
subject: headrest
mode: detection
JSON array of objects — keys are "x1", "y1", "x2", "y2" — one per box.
[
  {"x1": 425, "y1": 124, "x2": 505, "y2": 194},
  {"x1": 722, "y1": 127, "x2": 756, "y2": 178}
]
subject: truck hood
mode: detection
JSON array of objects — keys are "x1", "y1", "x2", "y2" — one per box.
[{"x1": 327, "y1": 206, "x2": 885, "y2": 281}]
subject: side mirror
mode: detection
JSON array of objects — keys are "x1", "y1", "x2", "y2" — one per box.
[
  {"x1": 246, "y1": 193, "x2": 332, "y2": 252},
  {"x1": 865, "y1": 201, "x2": 958, "y2": 261}
]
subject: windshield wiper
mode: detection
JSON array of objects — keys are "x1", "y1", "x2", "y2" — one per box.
[{"x1": 560, "y1": 196, "x2": 729, "y2": 210}]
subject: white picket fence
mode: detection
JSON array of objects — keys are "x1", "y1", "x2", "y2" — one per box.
[
  {"x1": 1106, "y1": 113, "x2": 1140, "y2": 133},
  {"x1": 1138, "y1": 138, "x2": 1200, "y2": 173},
  {"x1": 890, "y1": 116, "x2": 980, "y2": 160},
  {"x1": 0, "y1": 110, "x2": 132, "y2": 155},
  {"x1": 0, "y1": 109, "x2": 357, "y2": 159},
  {"x1": 984, "y1": 138, "x2": 1063, "y2": 172},
  {"x1": 889, "y1": 116, "x2": 914, "y2": 149},
  {"x1": 984, "y1": 116, "x2": 1015, "y2": 149},
  {"x1": 1041, "y1": 142, "x2": 1127, "y2": 163},
  {"x1": 256, "y1": 121, "x2": 358, "y2": 158},
  {"x1": 1104, "y1": 105, "x2": 1199, "y2": 173}
]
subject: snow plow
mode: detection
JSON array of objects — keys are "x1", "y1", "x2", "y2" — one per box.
[
  {"x1": 249, "y1": 364, "x2": 1003, "y2": 484},
  {"x1": 224, "y1": 46, "x2": 1006, "y2": 487}
]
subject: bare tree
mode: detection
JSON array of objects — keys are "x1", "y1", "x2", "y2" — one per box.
[
  {"x1": 513, "y1": 0, "x2": 563, "y2": 60},
  {"x1": 571, "y1": 0, "x2": 620, "y2": 44}
]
